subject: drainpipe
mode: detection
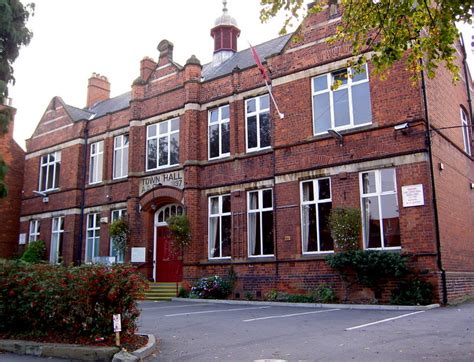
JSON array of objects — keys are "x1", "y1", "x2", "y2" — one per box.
[
  {"x1": 420, "y1": 61, "x2": 448, "y2": 305},
  {"x1": 271, "y1": 96, "x2": 279, "y2": 281},
  {"x1": 460, "y1": 36, "x2": 474, "y2": 139},
  {"x1": 75, "y1": 120, "x2": 89, "y2": 265}
]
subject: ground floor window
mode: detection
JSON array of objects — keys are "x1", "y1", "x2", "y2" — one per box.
[
  {"x1": 50, "y1": 217, "x2": 64, "y2": 264},
  {"x1": 360, "y1": 168, "x2": 401, "y2": 249},
  {"x1": 248, "y1": 188, "x2": 274, "y2": 256},
  {"x1": 86, "y1": 213, "x2": 100, "y2": 262},
  {"x1": 110, "y1": 209, "x2": 127, "y2": 263},
  {"x1": 301, "y1": 178, "x2": 333, "y2": 253},
  {"x1": 28, "y1": 219, "x2": 40, "y2": 243},
  {"x1": 209, "y1": 194, "x2": 231, "y2": 259}
]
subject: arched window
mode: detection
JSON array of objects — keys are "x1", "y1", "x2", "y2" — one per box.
[{"x1": 155, "y1": 204, "x2": 184, "y2": 226}]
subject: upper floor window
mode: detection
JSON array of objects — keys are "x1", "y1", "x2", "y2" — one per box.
[
  {"x1": 110, "y1": 209, "x2": 127, "y2": 263},
  {"x1": 50, "y1": 216, "x2": 64, "y2": 264},
  {"x1": 248, "y1": 189, "x2": 274, "y2": 257},
  {"x1": 301, "y1": 178, "x2": 333, "y2": 253},
  {"x1": 209, "y1": 105, "x2": 230, "y2": 159},
  {"x1": 86, "y1": 213, "x2": 100, "y2": 262},
  {"x1": 28, "y1": 219, "x2": 40, "y2": 243},
  {"x1": 147, "y1": 118, "x2": 180, "y2": 171},
  {"x1": 460, "y1": 108, "x2": 471, "y2": 156},
  {"x1": 246, "y1": 94, "x2": 271, "y2": 152},
  {"x1": 360, "y1": 168, "x2": 400, "y2": 250},
  {"x1": 312, "y1": 64, "x2": 372, "y2": 135},
  {"x1": 113, "y1": 134, "x2": 129, "y2": 179},
  {"x1": 89, "y1": 141, "x2": 104, "y2": 184},
  {"x1": 39, "y1": 151, "x2": 61, "y2": 192},
  {"x1": 209, "y1": 194, "x2": 231, "y2": 259}
]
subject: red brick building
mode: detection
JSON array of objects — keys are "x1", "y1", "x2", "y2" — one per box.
[
  {"x1": 0, "y1": 102, "x2": 25, "y2": 258},
  {"x1": 19, "y1": 3, "x2": 474, "y2": 302}
]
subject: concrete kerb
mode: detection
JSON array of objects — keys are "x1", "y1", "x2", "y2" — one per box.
[
  {"x1": 0, "y1": 339, "x2": 119, "y2": 361},
  {"x1": 0, "y1": 334, "x2": 158, "y2": 362},
  {"x1": 130, "y1": 334, "x2": 158, "y2": 360},
  {"x1": 170, "y1": 297, "x2": 440, "y2": 311}
]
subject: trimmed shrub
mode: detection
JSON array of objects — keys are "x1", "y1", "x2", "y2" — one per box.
[
  {"x1": 20, "y1": 240, "x2": 46, "y2": 263},
  {"x1": 390, "y1": 279, "x2": 434, "y2": 306},
  {"x1": 328, "y1": 207, "x2": 361, "y2": 251},
  {"x1": 326, "y1": 250, "x2": 409, "y2": 300},
  {"x1": 190, "y1": 275, "x2": 232, "y2": 299},
  {"x1": 310, "y1": 284, "x2": 338, "y2": 303},
  {"x1": 0, "y1": 261, "x2": 146, "y2": 340}
]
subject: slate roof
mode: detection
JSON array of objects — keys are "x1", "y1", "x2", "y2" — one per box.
[
  {"x1": 202, "y1": 33, "x2": 292, "y2": 81},
  {"x1": 64, "y1": 92, "x2": 132, "y2": 122},
  {"x1": 88, "y1": 91, "x2": 131, "y2": 119},
  {"x1": 63, "y1": 33, "x2": 291, "y2": 121},
  {"x1": 64, "y1": 104, "x2": 94, "y2": 122}
]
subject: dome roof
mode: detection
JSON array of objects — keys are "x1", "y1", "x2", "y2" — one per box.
[{"x1": 214, "y1": 1, "x2": 238, "y2": 28}]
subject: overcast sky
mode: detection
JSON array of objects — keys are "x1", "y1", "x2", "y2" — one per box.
[{"x1": 8, "y1": 0, "x2": 474, "y2": 149}]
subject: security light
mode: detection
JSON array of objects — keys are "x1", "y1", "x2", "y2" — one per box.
[
  {"x1": 394, "y1": 123, "x2": 409, "y2": 131},
  {"x1": 327, "y1": 129, "x2": 344, "y2": 146}
]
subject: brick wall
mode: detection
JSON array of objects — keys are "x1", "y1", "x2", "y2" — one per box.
[{"x1": 0, "y1": 106, "x2": 24, "y2": 258}]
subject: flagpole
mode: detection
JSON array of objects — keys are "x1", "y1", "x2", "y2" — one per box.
[
  {"x1": 249, "y1": 41, "x2": 285, "y2": 119},
  {"x1": 264, "y1": 79, "x2": 284, "y2": 119}
]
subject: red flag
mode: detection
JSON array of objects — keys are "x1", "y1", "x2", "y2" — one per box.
[{"x1": 250, "y1": 43, "x2": 271, "y2": 83}]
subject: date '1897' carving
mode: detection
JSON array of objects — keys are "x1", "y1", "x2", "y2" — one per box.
[{"x1": 139, "y1": 170, "x2": 184, "y2": 195}]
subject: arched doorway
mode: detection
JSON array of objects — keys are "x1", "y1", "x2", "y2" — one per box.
[{"x1": 153, "y1": 204, "x2": 184, "y2": 282}]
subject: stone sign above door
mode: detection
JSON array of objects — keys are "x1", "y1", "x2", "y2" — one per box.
[{"x1": 139, "y1": 170, "x2": 184, "y2": 196}]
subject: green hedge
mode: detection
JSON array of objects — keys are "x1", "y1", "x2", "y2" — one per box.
[{"x1": 0, "y1": 261, "x2": 146, "y2": 340}]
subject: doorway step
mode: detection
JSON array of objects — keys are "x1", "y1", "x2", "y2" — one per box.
[{"x1": 144, "y1": 282, "x2": 181, "y2": 301}]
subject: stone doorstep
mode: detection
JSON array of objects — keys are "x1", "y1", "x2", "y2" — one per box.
[
  {"x1": 0, "y1": 334, "x2": 157, "y2": 362},
  {"x1": 170, "y1": 297, "x2": 441, "y2": 311}
]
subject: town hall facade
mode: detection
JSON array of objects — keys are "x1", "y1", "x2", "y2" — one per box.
[{"x1": 17, "y1": 2, "x2": 474, "y2": 302}]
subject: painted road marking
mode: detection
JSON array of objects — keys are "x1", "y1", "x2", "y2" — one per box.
[
  {"x1": 165, "y1": 306, "x2": 271, "y2": 317},
  {"x1": 345, "y1": 311, "x2": 425, "y2": 331},
  {"x1": 243, "y1": 308, "x2": 341, "y2": 322}
]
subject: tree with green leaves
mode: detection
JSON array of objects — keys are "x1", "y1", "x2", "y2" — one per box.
[
  {"x1": 0, "y1": 0, "x2": 34, "y2": 197},
  {"x1": 260, "y1": 0, "x2": 472, "y2": 81}
]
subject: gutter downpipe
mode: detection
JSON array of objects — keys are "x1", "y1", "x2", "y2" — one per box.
[
  {"x1": 460, "y1": 36, "x2": 474, "y2": 139},
  {"x1": 420, "y1": 60, "x2": 447, "y2": 305},
  {"x1": 75, "y1": 120, "x2": 89, "y2": 265}
]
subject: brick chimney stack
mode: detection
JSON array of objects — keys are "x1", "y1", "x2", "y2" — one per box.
[
  {"x1": 86, "y1": 73, "x2": 110, "y2": 108},
  {"x1": 140, "y1": 56, "x2": 157, "y2": 81}
]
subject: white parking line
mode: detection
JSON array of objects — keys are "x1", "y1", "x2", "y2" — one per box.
[
  {"x1": 345, "y1": 310, "x2": 425, "y2": 331},
  {"x1": 165, "y1": 306, "x2": 271, "y2": 317},
  {"x1": 243, "y1": 308, "x2": 341, "y2": 322}
]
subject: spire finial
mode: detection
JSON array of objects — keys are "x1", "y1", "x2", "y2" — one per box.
[{"x1": 222, "y1": 0, "x2": 228, "y2": 14}]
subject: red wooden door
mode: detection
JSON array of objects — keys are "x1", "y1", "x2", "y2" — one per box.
[{"x1": 156, "y1": 227, "x2": 183, "y2": 282}]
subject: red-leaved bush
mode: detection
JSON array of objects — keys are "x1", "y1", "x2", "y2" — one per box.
[{"x1": 0, "y1": 260, "x2": 147, "y2": 340}]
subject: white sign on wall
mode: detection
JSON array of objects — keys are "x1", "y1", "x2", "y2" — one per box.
[
  {"x1": 131, "y1": 247, "x2": 146, "y2": 263},
  {"x1": 402, "y1": 184, "x2": 425, "y2": 207},
  {"x1": 18, "y1": 234, "x2": 26, "y2": 245}
]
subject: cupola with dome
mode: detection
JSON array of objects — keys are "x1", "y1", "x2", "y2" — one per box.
[{"x1": 210, "y1": 0, "x2": 240, "y2": 65}]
